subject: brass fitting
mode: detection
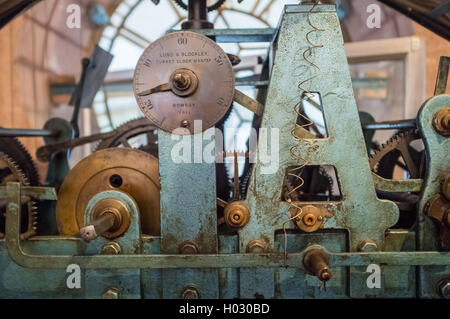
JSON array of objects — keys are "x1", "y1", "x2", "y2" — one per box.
[
  {"x1": 357, "y1": 239, "x2": 378, "y2": 252},
  {"x1": 432, "y1": 107, "x2": 450, "y2": 137},
  {"x1": 101, "y1": 242, "x2": 122, "y2": 255},
  {"x1": 246, "y1": 239, "x2": 268, "y2": 253},
  {"x1": 303, "y1": 248, "x2": 332, "y2": 282},
  {"x1": 224, "y1": 202, "x2": 250, "y2": 228}
]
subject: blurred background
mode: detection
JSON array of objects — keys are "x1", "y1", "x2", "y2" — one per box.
[{"x1": 0, "y1": 0, "x2": 449, "y2": 181}]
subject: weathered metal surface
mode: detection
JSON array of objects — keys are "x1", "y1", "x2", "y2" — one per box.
[
  {"x1": 416, "y1": 94, "x2": 450, "y2": 298},
  {"x1": 371, "y1": 173, "x2": 423, "y2": 193},
  {"x1": 238, "y1": 4, "x2": 398, "y2": 297},
  {"x1": 158, "y1": 130, "x2": 219, "y2": 298}
]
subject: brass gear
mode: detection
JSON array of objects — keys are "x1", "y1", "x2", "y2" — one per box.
[
  {"x1": 56, "y1": 148, "x2": 160, "y2": 236},
  {"x1": 0, "y1": 152, "x2": 37, "y2": 239},
  {"x1": 369, "y1": 130, "x2": 422, "y2": 179}
]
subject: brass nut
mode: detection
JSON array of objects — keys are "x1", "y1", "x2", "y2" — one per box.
[
  {"x1": 357, "y1": 239, "x2": 378, "y2": 252},
  {"x1": 432, "y1": 107, "x2": 450, "y2": 137},
  {"x1": 182, "y1": 286, "x2": 199, "y2": 299},
  {"x1": 246, "y1": 239, "x2": 267, "y2": 253},
  {"x1": 102, "y1": 287, "x2": 120, "y2": 299},
  {"x1": 291, "y1": 205, "x2": 324, "y2": 233},
  {"x1": 303, "y1": 213, "x2": 317, "y2": 226},
  {"x1": 101, "y1": 242, "x2": 121, "y2": 255},
  {"x1": 179, "y1": 240, "x2": 199, "y2": 254},
  {"x1": 442, "y1": 175, "x2": 450, "y2": 201},
  {"x1": 224, "y1": 202, "x2": 250, "y2": 228}
]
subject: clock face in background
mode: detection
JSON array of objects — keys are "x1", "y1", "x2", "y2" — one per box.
[{"x1": 133, "y1": 31, "x2": 235, "y2": 134}]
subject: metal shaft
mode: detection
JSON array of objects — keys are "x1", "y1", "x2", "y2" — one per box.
[
  {"x1": 0, "y1": 128, "x2": 58, "y2": 138},
  {"x1": 79, "y1": 213, "x2": 116, "y2": 242},
  {"x1": 362, "y1": 119, "x2": 417, "y2": 131}
]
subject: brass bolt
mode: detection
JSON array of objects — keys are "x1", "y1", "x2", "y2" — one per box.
[
  {"x1": 432, "y1": 107, "x2": 450, "y2": 137},
  {"x1": 101, "y1": 241, "x2": 121, "y2": 255},
  {"x1": 102, "y1": 287, "x2": 120, "y2": 299},
  {"x1": 182, "y1": 286, "x2": 199, "y2": 299},
  {"x1": 358, "y1": 239, "x2": 378, "y2": 252},
  {"x1": 246, "y1": 239, "x2": 267, "y2": 253},
  {"x1": 179, "y1": 240, "x2": 199, "y2": 254},
  {"x1": 224, "y1": 202, "x2": 250, "y2": 228},
  {"x1": 438, "y1": 280, "x2": 450, "y2": 299}
]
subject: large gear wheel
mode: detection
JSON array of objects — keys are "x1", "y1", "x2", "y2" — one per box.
[
  {"x1": 0, "y1": 152, "x2": 38, "y2": 239},
  {"x1": 173, "y1": 0, "x2": 226, "y2": 12},
  {"x1": 369, "y1": 130, "x2": 422, "y2": 179},
  {"x1": 56, "y1": 148, "x2": 160, "y2": 236}
]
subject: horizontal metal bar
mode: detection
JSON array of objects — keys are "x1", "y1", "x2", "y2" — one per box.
[
  {"x1": 168, "y1": 28, "x2": 276, "y2": 43},
  {"x1": 4, "y1": 183, "x2": 448, "y2": 270},
  {"x1": 0, "y1": 128, "x2": 58, "y2": 137},
  {"x1": 0, "y1": 185, "x2": 57, "y2": 201}
]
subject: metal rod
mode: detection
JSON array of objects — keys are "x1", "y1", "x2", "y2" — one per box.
[
  {"x1": 362, "y1": 119, "x2": 417, "y2": 131},
  {"x1": 0, "y1": 128, "x2": 59, "y2": 138}
]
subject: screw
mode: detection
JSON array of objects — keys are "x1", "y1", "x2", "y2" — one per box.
[
  {"x1": 102, "y1": 287, "x2": 120, "y2": 299},
  {"x1": 358, "y1": 239, "x2": 378, "y2": 252},
  {"x1": 438, "y1": 280, "x2": 450, "y2": 299},
  {"x1": 101, "y1": 241, "x2": 121, "y2": 255},
  {"x1": 182, "y1": 286, "x2": 199, "y2": 299}
]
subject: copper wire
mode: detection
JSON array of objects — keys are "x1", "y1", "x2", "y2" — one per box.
[{"x1": 283, "y1": 0, "x2": 324, "y2": 266}]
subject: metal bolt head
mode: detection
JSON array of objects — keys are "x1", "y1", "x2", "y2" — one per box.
[
  {"x1": 182, "y1": 286, "x2": 199, "y2": 299},
  {"x1": 101, "y1": 241, "x2": 121, "y2": 255},
  {"x1": 246, "y1": 239, "x2": 267, "y2": 253},
  {"x1": 358, "y1": 239, "x2": 378, "y2": 252},
  {"x1": 179, "y1": 240, "x2": 199, "y2": 254},
  {"x1": 438, "y1": 280, "x2": 450, "y2": 299},
  {"x1": 181, "y1": 120, "x2": 190, "y2": 128},
  {"x1": 103, "y1": 287, "x2": 120, "y2": 299}
]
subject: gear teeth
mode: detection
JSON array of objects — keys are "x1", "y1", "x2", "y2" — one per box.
[
  {"x1": 0, "y1": 152, "x2": 38, "y2": 237},
  {"x1": 368, "y1": 129, "x2": 420, "y2": 173}
]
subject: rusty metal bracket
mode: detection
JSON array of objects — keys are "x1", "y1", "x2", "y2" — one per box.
[{"x1": 2, "y1": 182, "x2": 450, "y2": 269}]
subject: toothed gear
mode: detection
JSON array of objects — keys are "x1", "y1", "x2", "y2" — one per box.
[
  {"x1": 0, "y1": 152, "x2": 38, "y2": 239},
  {"x1": 369, "y1": 130, "x2": 422, "y2": 179},
  {"x1": 173, "y1": 0, "x2": 226, "y2": 12},
  {"x1": 0, "y1": 135, "x2": 39, "y2": 186}
]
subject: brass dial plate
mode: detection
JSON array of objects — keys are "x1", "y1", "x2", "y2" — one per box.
[{"x1": 133, "y1": 31, "x2": 235, "y2": 134}]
